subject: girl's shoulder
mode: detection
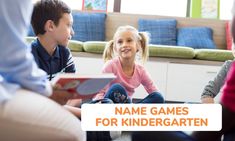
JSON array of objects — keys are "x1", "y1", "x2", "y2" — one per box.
[
  {"x1": 103, "y1": 58, "x2": 119, "y2": 69},
  {"x1": 104, "y1": 58, "x2": 118, "y2": 65},
  {"x1": 135, "y1": 62, "x2": 147, "y2": 73},
  {"x1": 135, "y1": 62, "x2": 145, "y2": 69}
]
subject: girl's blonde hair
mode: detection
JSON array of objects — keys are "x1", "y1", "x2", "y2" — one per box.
[{"x1": 103, "y1": 25, "x2": 149, "y2": 63}]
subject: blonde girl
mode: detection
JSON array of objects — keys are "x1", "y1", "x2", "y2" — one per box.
[{"x1": 94, "y1": 25, "x2": 164, "y2": 103}]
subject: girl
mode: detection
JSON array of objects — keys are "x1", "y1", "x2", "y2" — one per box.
[{"x1": 94, "y1": 25, "x2": 164, "y2": 104}]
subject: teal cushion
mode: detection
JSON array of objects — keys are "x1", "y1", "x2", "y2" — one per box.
[
  {"x1": 25, "y1": 37, "x2": 83, "y2": 52},
  {"x1": 138, "y1": 19, "x2": 177, "y2": 45},
  {"x1": 149, "y1": 45, "x2": 195, "y2": 59},
  {"x1": 177, "y1": 27, "x2": 216, "y2": 49},
  {"x1": 195, "y1": 49, "x2": 234, "y2": 61},
  {"x1": 68, "y1": 40, "x2": 84, "y2": 52},
  {"x1": 83, "y1": 41, "x2": 107, "y2": 54}
]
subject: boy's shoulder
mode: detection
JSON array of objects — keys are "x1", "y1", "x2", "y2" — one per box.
[
  {"x1": 31, "y1": 39, "x2": 39, "y2": 52},
  {"x1": 31, "y1": 38, "x2": 38, "y2": 46},
  {"x1": 57, "y1": 45, "x2": 71, "y2": 57}
]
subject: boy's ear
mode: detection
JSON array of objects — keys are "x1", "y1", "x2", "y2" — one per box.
[{"x1": 44, "y1": 20, "x2": 55, "y2": 32}]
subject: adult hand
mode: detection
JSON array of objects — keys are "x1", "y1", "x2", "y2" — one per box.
[
  {"x1": 201, "y1": 97, "x2": 215, "y2": 103},
  {"x1": 49, "y1": 89, "x2": 75, "y2": 105},
  {"x1": 66, "y1": 99, "x2": 82, "y2": 107}
]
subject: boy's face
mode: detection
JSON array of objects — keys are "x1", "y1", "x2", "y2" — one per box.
[{"x1": 52, "y1": 13, "x2": 74, "y2": 47}]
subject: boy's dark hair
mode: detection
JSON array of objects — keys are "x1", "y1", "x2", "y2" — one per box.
[{"x1": 31, "y1": 0, "x2": 71, "y2": 35}]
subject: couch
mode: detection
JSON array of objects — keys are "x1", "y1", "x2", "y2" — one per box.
[
  {"x1": 27, "y1": 12, "x2": 233, "y2": 103},
  {"x1": 68, "y1": 12, "x2": 233, "y2": 62}
]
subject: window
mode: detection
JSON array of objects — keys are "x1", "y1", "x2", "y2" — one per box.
[
  {"x1": 121, "y1": 0, "x2": 188, "y2": 17},
  {"x1": 32, "y1": 0, "x2": 233, "y2": 20},
  {"x1": 60, "y1": 0, "x2": 115, "y2": 12},
  {"x1": 62, "y1": 0, "x2": 83, "y2": 10},
  {"x1": 220, "y1": 0, "x2": 234, "y2": 20}
]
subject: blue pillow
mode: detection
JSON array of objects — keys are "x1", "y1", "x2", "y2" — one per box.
[
  {"x1": 177, "y1": 27, "x2": 216, "y2": 49},
  {"x1": 138, "y1": 19, "x2": 177, "y2": 45},
  {"x1": 72, "y1": 12, "x2": 106, "y2": 42}
]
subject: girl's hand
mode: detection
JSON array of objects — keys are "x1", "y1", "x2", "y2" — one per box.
[{"x1": 93, "y1": 93, "x2": 104, "y2": 101}]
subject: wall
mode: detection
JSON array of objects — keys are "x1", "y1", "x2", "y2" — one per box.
[{"x1": 191, "y1": 0, "x2": 220, "y2": 19}]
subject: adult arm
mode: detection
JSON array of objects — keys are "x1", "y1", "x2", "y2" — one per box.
[
  {"x1": 0, "y1": 0, "x2": 52, "y2": 102},
  {"x1": 201, "y1": 61, "x2": 233, "y2": 103}
]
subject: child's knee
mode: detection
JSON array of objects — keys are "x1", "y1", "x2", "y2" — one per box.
[
  {"x1": 105, "y1": 83, "x2": 130, "y2": 103},
  {"x1": 150, "y1": 92, "x2": 165, "y2": 103},
  {"x1": 108, "y1": 83, "x2": 128, "y2": 97},
  {"x1": 110, "y1": 83, "x2": 125, "y2": 91}
]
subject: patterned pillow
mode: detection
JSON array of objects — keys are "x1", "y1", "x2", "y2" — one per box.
[
  {"x1": 138, "y1": 19, "x2": 177, "y2": 45},
  {"x1": 177, "y1": 27, "x2": 216, "y2": 49},
  {"x1": 72, "y1": 12, "x2": 106, "y2": 42},
  {"x1": 225, "y1": 21, "x2": 232, "y2": 50}
]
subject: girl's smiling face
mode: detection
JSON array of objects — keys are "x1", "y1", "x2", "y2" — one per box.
[{"x1": 114, "y1": 30, "x2": 140, "y2": 60}]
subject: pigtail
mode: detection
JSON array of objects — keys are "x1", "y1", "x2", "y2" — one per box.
[
  {"x1": 138, "y1": 32, "x2": 150, "y2": 63},
  {"x1": 103, "y1": 40, "x2": 115, "y2": 62}
]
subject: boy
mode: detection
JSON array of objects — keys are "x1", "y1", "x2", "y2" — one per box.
[
  {"x1": 31, "y1": 0, "x2": 82, "y2": 116},
  {"x1": 31, "y1": 0, "x2": 75, "y2": 81}
]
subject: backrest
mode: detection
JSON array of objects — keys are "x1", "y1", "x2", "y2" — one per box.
[{"x1": 105, "y1": 12, "x2": 227, "y2": 50}]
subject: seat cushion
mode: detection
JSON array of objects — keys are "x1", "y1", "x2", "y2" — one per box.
[
  {"x1": 149, "y1": 45, "x2": 195, "y2": 59},
  {"x1": 68, "y1": 40, "x2": 84, "y2": 52},
  {"x1": 195, "y1": 49, "x2": 234, "y2": 61},
  {"x1": 83, "y1": 41, "x2": 107, "y2": 54}
]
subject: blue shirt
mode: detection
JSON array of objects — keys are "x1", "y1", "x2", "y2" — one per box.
[
  {"x1": 0, "y1": 0, "x2": 52, "y2": 103},
  {"x1": 31, "y1": 39, "x2": 76, "y2": 80}
]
